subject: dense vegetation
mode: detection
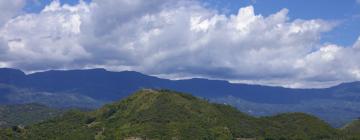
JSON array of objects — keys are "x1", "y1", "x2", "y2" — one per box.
[
  {"x1": 0, "y1": 103, "x2": 63, "y2": 128},
  {"x1": 0, "y1": 89, "x2": 359, "y2": 140},
  {"x1": 343, "y1": 119, "x2": 360, "y2": 138}
]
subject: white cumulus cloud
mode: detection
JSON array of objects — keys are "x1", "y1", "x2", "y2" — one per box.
[
  {"x1": 0, "y1": 0, "x2": 90, "y2": 70},
  {"x1": 0, "y1": 0, "x2": 359, "y2": 88},
  {"x1": 0, "y1": 0, "x2": 25, "y2": 26}
]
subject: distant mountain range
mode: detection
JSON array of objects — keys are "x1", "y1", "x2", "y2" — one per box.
[
  {"x1": 0, "y1": 68, "x2": 360, "y2": 127},
  {"x1": 2, "y1": 90, "x2": 358, "y2": 140}
]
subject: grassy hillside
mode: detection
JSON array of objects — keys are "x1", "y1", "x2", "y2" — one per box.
[
  {"x1": 0, "y1": 103, "x2": 63, "y2": 128},
  {"x1": 259, "y1": 113, "x2": 341, "y2": 139},
  {"x1": 343, "y1": 119, "x2": 360, "y2": 138},
  {"x1": 0, "y1": 89, "x2": 358, "y2": 140}
]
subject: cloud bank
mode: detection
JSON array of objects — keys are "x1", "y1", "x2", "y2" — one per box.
[
  {"x1": 0, "y1": 0, "x2": 25, "y2": 26},
  {"x1": 0, "y1": 0, "x2": 359, "y2": 88}
]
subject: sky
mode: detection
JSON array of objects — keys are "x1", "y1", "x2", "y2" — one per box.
[{"x1": 0, "y1": 0, "x2": 360, "y2": 88}]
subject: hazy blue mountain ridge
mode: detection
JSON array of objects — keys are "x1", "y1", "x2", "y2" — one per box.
[{"x1": 1, "y1": 68, "x2": 360, "y2": 127}]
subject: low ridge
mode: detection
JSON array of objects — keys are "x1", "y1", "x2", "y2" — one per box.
[
  {"x1": 0, "y1": 89, "x2": 358, "y2": 140},
  {"x1": 0, "y1": 103, "x2": 63, "y2": 128},
  {"x1": 343, "y1": 119, "x2": 360, "y2": 138}
]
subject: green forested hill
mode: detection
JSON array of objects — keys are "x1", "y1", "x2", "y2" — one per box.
[
  {"x1": 0, "y1": 89, "x2": 359, "y2": 140},
  {"x1": 343, "y1": 119, "x2": 360, "y2": 138},
  {"x1": 0, "y1": 103, "x2": 63, "y2": 128}
]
